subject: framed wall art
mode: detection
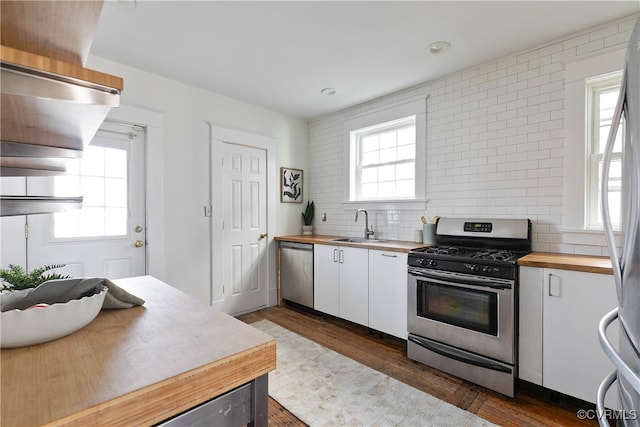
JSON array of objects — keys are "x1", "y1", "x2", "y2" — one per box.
[{"x1": 280, "y1": 167, "x2": 303, "y2": 203}]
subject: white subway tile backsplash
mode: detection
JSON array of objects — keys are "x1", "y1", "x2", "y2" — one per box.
[{"x1": 308, "y1": 16, "x2": 636, "y2": 255}]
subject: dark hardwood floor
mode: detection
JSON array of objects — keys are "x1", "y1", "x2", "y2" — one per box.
[{"x1": 238, "y1": 304, "x2": 600, "y2": 427}]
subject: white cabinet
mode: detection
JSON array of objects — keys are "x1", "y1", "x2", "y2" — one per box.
[
  {"x1": 314, "y1": 245, "x2": 340, "y2": 317},
  {"x1": 368, "y1": 250, "x2": 408, "y2": 339},
  {"x1": 543, "y1": 268, "x2": 618, "y2": 407},
  {"x1": 314, "y1": 245, "x2": 369, "y2": 326},
  {"x1": 518, "y1": 266, "x2": 619, "y2": 408}
]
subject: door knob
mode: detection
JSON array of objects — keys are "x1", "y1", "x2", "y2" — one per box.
[
  {"x1": 259, "y1": 233, "x2": 268, "y2": 239},
  {"x1": 134, "y1": 240, "x2": 144, "y2": 248},
  {"x1": 135, "y1": 225, "x2": 143, "y2": 233}
]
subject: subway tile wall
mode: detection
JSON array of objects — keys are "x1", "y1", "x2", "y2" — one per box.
[{"x1": 308, "y1": 16, "x2": 637, "y2": 256}]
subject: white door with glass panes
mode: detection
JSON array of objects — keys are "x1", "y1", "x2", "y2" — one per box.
[{"x1": 26, "y1": 121, "x2": 146, "y2": 279}]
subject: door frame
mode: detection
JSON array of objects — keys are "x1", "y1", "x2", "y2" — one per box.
[
  {"x1": 107, "y1": 104, "x2": 165, "y2": 279},
  {"x1": 208, "y1": 124, "x2": 277, "y2": 310}
]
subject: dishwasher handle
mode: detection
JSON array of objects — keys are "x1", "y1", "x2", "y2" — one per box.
[{"x1": 279, "y1": 242, "x2": 313, "y2": 251}]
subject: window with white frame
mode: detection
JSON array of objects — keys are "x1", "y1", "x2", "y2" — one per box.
[
  {"x1": 352, "y1": 116, "x2": 416, "y2": 200},
  {"x1": 343, "y1": 99, "x2": 426, "y2": 208},
  {"x1": 564, "y1": 48, "x2": 625, "y2": 235},
  {"x1": 586, "y1": 72, "x2": 624, "y2": 229}
]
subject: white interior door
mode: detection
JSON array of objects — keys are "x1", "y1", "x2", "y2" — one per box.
[
  {"x1": 221, "y1": 142, "x2": 268, "y2": 315},
  {"x1": 25, "y1": 121, "x2": 146, "y2": 279}
]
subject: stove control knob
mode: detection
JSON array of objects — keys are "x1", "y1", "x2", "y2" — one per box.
[
  {"x1": 482, "y1": 266, "x2": 491, "y2": 273},
  {"x1": 417, "y1": 258, "x2": 426, "y2": 266},
  {"x1": 472, "y1": 265, "x2": 480, "y2": 272},
  {"x1": 428, "y1": 259, "x2": 437, "y2": 267}
]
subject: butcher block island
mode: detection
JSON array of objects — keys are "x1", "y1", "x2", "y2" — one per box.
[{"x1": 1, "y1": 276, "x2": 276, "y2": 426}]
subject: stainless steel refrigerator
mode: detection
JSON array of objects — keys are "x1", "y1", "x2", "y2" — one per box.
[{"x1": 598, "y1": 17, "x2": 640, "y2": 427}]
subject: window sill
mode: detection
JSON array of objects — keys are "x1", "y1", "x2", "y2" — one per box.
[
  {"x1": 560, "y1": 227, "x2": 623, "y2": 247},
  {"x1": 342, "y1": 199, "x2": 428, "y2": 211}
]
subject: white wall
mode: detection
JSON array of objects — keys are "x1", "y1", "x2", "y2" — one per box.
[
  {"x1": 87, "y1": 55, "x2": 308, "y2": 304},
  {"x1": 308, "y1": 15, "x2": 637, "y2": 256}
]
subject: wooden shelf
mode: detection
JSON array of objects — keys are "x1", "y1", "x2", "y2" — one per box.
[
  {"x1": 1, "y1": 45, "x2": 122, "y2": 154},
  {"x1": 0, "y1": 0, "x2": 105, "y2": 66}
]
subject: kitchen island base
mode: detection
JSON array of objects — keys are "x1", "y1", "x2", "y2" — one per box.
[{"x1": 159, "y1": 374, "x2": 268, "y2": 426}]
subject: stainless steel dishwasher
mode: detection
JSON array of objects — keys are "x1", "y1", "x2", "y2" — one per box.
[{"x1": 279, "y1": 241, "x2": 314, "y2": 309}]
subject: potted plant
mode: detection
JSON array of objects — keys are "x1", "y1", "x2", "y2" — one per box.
[
  {"x1": 301, "y1": 200, "x2": 314, "y2": 235},
  {"x1": 0, "y1": 264, "x2": 70, "y2": 291}
]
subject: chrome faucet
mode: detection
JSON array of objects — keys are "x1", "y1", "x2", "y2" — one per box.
[{"x1": 355, "y1": 209, "x2": 374, "y2": 239}]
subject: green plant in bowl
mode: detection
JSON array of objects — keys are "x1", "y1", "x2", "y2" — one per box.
[{"x1": 0, "y1": 264, "x2": 70, "y2": 291}]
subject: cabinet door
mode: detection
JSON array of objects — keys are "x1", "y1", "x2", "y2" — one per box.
[
  {"x1": 338, "y1": 246, "x2": 369, "y2": 326},
  {"x1": 313, "y1": 245, "x2": 339, "y2": 317},
  {"x1": 518, "y1": 266, "x2": 544, "y2": 385},
  {"x1": 543, "y1": 268, "x2": 619, "y2": 408},
  {"x1": 368, "y1": 250, "x2": 408, "y2": 339}
]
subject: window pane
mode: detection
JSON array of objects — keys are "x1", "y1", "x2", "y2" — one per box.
[
  {"x1": 54, "y1": 140, "x2": 129, "y2": 238},
  {"x1": 379, "y1": 165, "x2": 395, "y2": 181},
  {"x1": 65, "y1": 158, "x2": 80, "y2": 175},
  {"x1": 81, "y1": 146, "x2": 105, "y2": 176},
  {"x1": 54, "y1": 175, "x2": 80, "y2": 196},
  {"x1": 81, "y1": 177, "x2": 105, "y2": 206},
  {"x1": 379, "y1": 147, "x2": 397, "y2": 162},
  {"x1": 397, "y1": 162, "x2": 414, "y2": 180},
  {"x1": 54, "y1": 210, "x2": 81, "y2": 238},
  {"x1": 398, "y1": 127, "x2": 415, "y2": 146},
  {"x1": 351, "y1": 115, "x2": 416, "y2": 201},
  {"x1": 105, "y1": 178, "x2": 127, "y2": 206},
  {"x1": 80, "y1": 207, "x2": 105, "y2": 236},
  {"x1": 396, "y1": 179, "x2": 415, "y2": 197},
  {"x1": 105, "y1": 207, "x2": 127, "y2": 235},
  {"x1": 362, "y1": 151, "x2": 379, "y2": 166},
  {"x1": 105, "y1": 148, "x2": 127, "y2": 178},
  {"x1": 361, "y1": 134, "x2": 379, "y2": 152},
  {"x1": 362, "y1": 183, "x2": 377, "y2": 198},
  {"x1": 598, "y1": 89, "x2": 623, "y2": 155},
  {"x1": 361, "y1": 167, "x2": 378, "y2": 184},
  {"x1": 378, "y1": 181, "x2": 395, "y2": 198},
  {"x1": 587, "y1": 73, "x2": 623, "y2": 229},
  {"x1": 379, "y1": 131, "x2": 397, "y2": 149},
  {"x1": 597, "y1": 158, "x2": 622, "y2": 226},
  {"x1": 397, "y1": 144, "x2": 415, "y2": 161}
]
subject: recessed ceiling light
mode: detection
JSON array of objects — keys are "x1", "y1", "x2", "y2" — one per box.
[
  {"x1": 320, "y1": 88, "x2": 336, "y2": 96},
  {"x1": 427, "y1": 41, "x2": 451, "y2": 54}
]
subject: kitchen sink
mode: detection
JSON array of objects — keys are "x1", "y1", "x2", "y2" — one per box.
[{"x1": 332, "y1": 237, "x2": 383, "y2": 243}]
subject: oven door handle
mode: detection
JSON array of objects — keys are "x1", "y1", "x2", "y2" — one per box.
[
  {"x1": 408, "y1": 267, "x2": 512, "y2": 289},
  {"x1": 408, "y1": 335, "x2": 512, "y2": 374}
]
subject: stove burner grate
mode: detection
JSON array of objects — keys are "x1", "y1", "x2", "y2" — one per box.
[
  {"x1": 470, "y1": 249, "x2": 515, "y2": 262},
  {"x1": 423, "y1": 246, "x2": 459, "y2": 256}
]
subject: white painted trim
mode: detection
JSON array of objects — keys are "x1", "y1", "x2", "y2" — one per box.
[
  {"x1": 207, "y1": 124, "x2": 278, "y2": 310},
  {"x1": 563, "y1": 48, "x2": 625, "y2": 231},
  {"x1": 106, "y1": 104, "x2": 165, "y2": 280},
  {"x1": 342, "y1": 98, "x2": 427, "y2": 209}
]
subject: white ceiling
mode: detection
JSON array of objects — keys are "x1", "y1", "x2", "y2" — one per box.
[{"x1": 91, "y1": 1, "x2": 639, "y2": 121}]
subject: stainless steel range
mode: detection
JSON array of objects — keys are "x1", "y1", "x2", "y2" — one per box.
[{"x1": 407, "y1": 217, "x2": 531, "y2": 397}]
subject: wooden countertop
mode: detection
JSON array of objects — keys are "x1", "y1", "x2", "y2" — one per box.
[
  {"x1": 275, "y1": 234, "x2": 428, "y2": 253},
  {"x1": 0, "y1": 276, "x2": 276, "y2": 426},
  {"x1": 518, "y1": 252, "x2": 613, "y2": 275}
]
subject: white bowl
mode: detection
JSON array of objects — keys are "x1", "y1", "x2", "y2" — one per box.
[{"x1": 1, "y1": 286, "x2": 108, "y2": 348}]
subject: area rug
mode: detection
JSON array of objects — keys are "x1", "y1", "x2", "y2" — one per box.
[{"x1": 252, "y1": 320, "x2": 497, "y2": 427}]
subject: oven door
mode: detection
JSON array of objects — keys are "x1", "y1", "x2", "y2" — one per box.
[{"x1": 408, "y1": 267, "x2": 514, "y2": 364}]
